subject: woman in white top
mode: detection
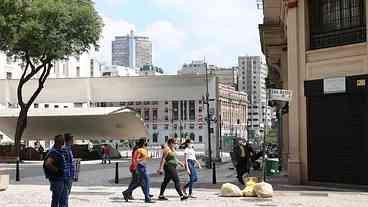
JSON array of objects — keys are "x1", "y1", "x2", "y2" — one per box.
[{"x1": 182, "y1": 139, "x2": 201, "y2": 197}]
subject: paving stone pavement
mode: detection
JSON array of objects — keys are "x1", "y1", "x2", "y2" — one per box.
[{"x1": 1, "y1": 184, "x2": 368, "y2": 207}]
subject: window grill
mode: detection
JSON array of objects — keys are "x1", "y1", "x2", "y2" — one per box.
[{"x1": 310, "y1": 0, "x2": 366, "y2": 49}]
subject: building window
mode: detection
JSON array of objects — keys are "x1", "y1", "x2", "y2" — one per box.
[
  {"x1": 6, "y1": 72, "x2": 12, "y2": 79},
  {"x1": 74, "y1": 103, "x2": 83, "y2": 108},
  {"x1": 153, "y1": 133, "x2": 158, "y2": 143},
  {"x1": 198, "y1": 106, "x2": 203, "y2": 112},
  {"x1": 153, "y1": 124, "x2": 157, "y2": 130},
  {"x1": 128, "y1": 102, "x2": 134, "y2": 105},
  {"x1": 190, "y1": 133, "x2": 195, "y2": 141},
  {"x1": 189, "y1": 100, "x2": 196, "y2": 120},
  {"x1": 173, "y1": 124, "x2": 178, "y2": 130},
  {"x1": 143, "y1": 101, "x2": 150, "y2": 105},
  {"x1": 45, "y1": 104, "x2": 49, "y2": 108},
  {"x1": 165, "y1": 115, "x2": 169, "y2": 121},
  {"x1": 34, "y1": 103, "x2": 39, "y2": 108},
  {"x1": 76, "y1": 66, "x2": 80, "y2": 77},
  {"x1": 164, "y1": 124, "x2": 169, "y2": 129},
  {"x1": 165, "y1": 107, "x2": 169, "y2": 113},
  {"x1": 165, "y1": 101, "x2": 169, "y2": 104},
  {"x1": 90, "y1": 59, "x2": 94, "y2": 77},
  {"x1": 190, "y1": 123, "x2": 195, "y2": 129},
  {"x1": 54, "y1": 105, "x2": 59, "y2": 108},
  {"x1": 144, "y1": 109, "x2": 150, "y2": 121},
  {"x1": 310, "y1": 0, "x2": 366, "y2": 49},
  {"x1": 152, "y1": 108, "x2": 158, "y2": 121},
  {"x1": 135, "y1": 102, "x2": 141, "y2": 105},
  {"x1": 199, "y1": 136, "x2": 203, "y2": 143},
  {"x1": 120, "y1": 102, "x2": 126, "y2": 106},
  {"x1": 172, "y1": 101, "x2": 179, "y2": 121}
]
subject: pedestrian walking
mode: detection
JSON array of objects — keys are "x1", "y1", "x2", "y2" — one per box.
[
  {"x1": 157, "y1": 138, "x2": 188, "y2": 201},
  {"x1": 100, "y1": 145, "x2": 106, "y2": 164},
  {"x1": 122, "y1": 138, "x2": 154, "y2": 203},
  {"x1": 233, "y1": 139, "x2": 255, "y2": 184},
  {"x1": 182, "y1": 139, "x2": 201, "y2": 198},
  {"x1": 62, "y1": 133, "x2": 75, "y2": 207},
  {"x1": 43, "y1": 135, "x2": 66, "y2": 207}
]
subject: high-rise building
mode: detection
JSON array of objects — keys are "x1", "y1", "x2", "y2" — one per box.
[
  {"x1": 238, "y1": 56, "x2": 270, "y2": 138},
  {"x1": 112, "y1": 30, "x2": 152, "y2": 68},
  {"x1": 178, "y1": 60, "x2": 236, "y2": 86}
]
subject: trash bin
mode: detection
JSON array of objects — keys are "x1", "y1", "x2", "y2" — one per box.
[
  {"x1": 265, "y1": 158, "x2": 280, "y2": 177},
  {"x1": 74, "y1": 159, "x2": 81, "y2": 182}
]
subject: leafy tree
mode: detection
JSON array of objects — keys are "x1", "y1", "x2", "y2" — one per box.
[{"x1": 0, "y1": 0, "x2": 103, "y2": 179}]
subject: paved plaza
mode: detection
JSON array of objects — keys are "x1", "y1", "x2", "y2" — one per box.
[
  {"x1": 2, "y1": 184, "x2": 368, "y2": 207},
  {"x1": 1, "y1": 160, "x2": 368, "y2": 206}
]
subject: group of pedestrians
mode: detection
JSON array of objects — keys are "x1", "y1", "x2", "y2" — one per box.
[
  {"x1": 43, "y1": 134, "x2": 75, "y2": 207},
  {"x1": 122, "y1": 138, "x2": 201, "y2": 203}
]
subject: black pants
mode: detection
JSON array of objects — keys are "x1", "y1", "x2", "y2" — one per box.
[
  {"x1": 236, "y1": 158, "x2": 250, "y2": 184},
  {"x1": 159, "y1": 164, "x2": 183, "y2": 197}
]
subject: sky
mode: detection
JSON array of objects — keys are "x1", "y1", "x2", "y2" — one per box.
[{"x1": 93, "y1": 0, "x2": 264, "y2": 74}]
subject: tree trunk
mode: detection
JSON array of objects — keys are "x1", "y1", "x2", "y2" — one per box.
[{"x1": 14, "y1": 108, "x2": 28, "y2": 159}]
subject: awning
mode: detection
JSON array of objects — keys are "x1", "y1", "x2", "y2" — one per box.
[{"x1": 0, "y1": 107, "x2": 148, "y2": 140}]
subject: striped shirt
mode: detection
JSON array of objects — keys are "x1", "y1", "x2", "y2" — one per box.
[{"x1": 63, "y1": 144, "x2": 75, "y2": 178}]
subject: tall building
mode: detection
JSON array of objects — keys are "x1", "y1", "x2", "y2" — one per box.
[
  {"x1": 112, "y1": 30, "x2": 152, "y2": 68},
  {"x1": 178, "y1": 60, "x2": 237, "y2": 86},
  {"x1": 238, "y1": 56, "x2": 270, "y2": 139},
  {"x1": 260, "y1": 0, "x2": 366, "y2": 185}
]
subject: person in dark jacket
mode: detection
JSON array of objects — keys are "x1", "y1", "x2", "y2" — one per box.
[
  {"x1": 62, "y1": 133, "x2": 75, "y2": 207},
  {"x1": 234, "y1": 139, "x2": 255, "y2": 185},
  {"x1": 44, "y1": 135, "x2": 66, "y2": 207}
]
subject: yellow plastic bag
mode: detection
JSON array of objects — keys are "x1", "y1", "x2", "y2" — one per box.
[
  {"x1": 220, "y1": 183, "x2": 242, "y2": 197},
  {"x1": 241, "y1": 177, "x2": 258, "y2": 197}
]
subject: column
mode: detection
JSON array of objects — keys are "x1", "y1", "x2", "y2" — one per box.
[{"x1": 287, "y1": 0, "x2": 302, "y2": 184}]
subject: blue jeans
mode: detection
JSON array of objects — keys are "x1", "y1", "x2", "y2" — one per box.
[
  {"x1": 49, "y1": 180, "x2": 67, "y2": 207},
  {"x1": 124, "y1": 164, "x2": 150, "y2": 201},
  {"x1": 184, "y1": 160, "x2": 198, "y2": 195},
  {"x1": 63, "y1": 178, "x2": 73, "y2": 207}
]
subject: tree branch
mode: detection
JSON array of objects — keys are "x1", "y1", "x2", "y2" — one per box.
[
  {"x1": 17, "y1": 61, "x2": 30, "y2": 109},
  {"x1": 25, "y1": 62, "x2": 52, "y2": 110}
]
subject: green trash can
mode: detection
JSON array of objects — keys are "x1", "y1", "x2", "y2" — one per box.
[{"x1": 265, "y1": 158, "x2": 280, "y2": 177}]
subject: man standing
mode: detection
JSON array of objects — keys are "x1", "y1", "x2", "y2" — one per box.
[
  {"x1": 44, "y1": 135, "x2": 66, "y2": 207},
  {"x1": 63, "y1": 133, "x2": 75, "y2": 207}
]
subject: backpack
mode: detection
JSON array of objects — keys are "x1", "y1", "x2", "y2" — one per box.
[{"x1": 43, "y1": 150, "x2": 63, "y2": 179}]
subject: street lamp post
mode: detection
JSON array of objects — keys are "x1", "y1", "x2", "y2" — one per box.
[{"x1": 203, "y1": 61, "x2": 217, "y2": 184}]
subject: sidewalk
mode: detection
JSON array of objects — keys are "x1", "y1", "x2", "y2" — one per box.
[{"x1": 1, "y1": 184, "x2": 368, "y2": 207}]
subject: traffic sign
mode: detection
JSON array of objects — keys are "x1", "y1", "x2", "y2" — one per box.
[{"x1": 268, "y1": 89, "x2": 292, "y2": 102}]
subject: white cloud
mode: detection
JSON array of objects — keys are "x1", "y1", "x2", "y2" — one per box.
[
  {"x1": 145, "y1": 21, "x2": 186, "y2": 50},
  {"x1": 153, "y1": 0, "x2": 263, "y2": 68},
  {"x1": 95, "y1": 16, "x2": 136, "y2": 65}
]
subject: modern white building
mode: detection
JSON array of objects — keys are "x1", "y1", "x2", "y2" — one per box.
[
  {"x1": 0, "y1": 75, "x2": 248, "y2": 159},
  {"x1": 112, "y1": 30, "x2": 152, "y2": 68},
  {"x1": 238, "y1": 56, "x2": 271, "y2": 139},
  {"x1": 100, "y1": 65, "x2": 139, "y2": 77},
  {"x1": 178, "y1": 60, "x2": 236, "y2": 86}
]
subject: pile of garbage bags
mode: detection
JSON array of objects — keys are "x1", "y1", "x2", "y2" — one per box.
[{"x1": 220, "y1": 177, "x2": 273, "y2": 198}]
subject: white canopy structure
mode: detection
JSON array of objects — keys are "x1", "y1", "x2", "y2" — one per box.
[{"x1": 0, "y1": 107, "x2": 148, "y2": 140}]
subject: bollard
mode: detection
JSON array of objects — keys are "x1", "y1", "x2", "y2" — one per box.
[
  {"x1": 114, "y1": 162, "x2": 119, "y2": 184},
  {"x1": 16, "y1": 159, "x2": 20, "y2": 182},
  {"x1": 212, "y1": 162, "x2": 216, "y2": 184}
]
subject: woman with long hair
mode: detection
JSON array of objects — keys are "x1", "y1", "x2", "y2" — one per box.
[
  {"x1": 122, "y1": 138, "x2": 154, "y2": 203},
  {"x1": 182, "y1": 139, "x2": 201, "y2": 197},
  {"x1": 157, "y1": 138, "x2": 188, "y2": 201}
]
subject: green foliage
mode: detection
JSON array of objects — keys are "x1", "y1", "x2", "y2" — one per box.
[{"x1": 0, "y1": 0, "x2": 103, "y2": 62}]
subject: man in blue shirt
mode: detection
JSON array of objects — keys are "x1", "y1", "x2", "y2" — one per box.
[
  {"x1": 62, "y1": 133, "x2": 75, "y2": 207},
  {"x1": 44, "y1": 135, "x2": 66, "y2": 207}
]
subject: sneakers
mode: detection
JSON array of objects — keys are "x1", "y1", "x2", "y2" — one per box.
[
  {"x1": 158, "y1": 195, "x2": 168, "y2": 200},
  {"x1": 180, "y1": 195, "x2": 189, "y2": 201}
]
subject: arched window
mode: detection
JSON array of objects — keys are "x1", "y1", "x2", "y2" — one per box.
[{"x1": 190, "y1": 133, "x2": 195, "y2": 141}]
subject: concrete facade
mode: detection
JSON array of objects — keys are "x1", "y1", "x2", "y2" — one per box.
[
  {"x1": 260, "y1": 0, "x2": 368, "y2": 184},
  {"x1": 0, "y1": 75, "x2": 247, "y2": 159}
]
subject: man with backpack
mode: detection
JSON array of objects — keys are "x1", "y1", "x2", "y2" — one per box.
[{"x1": 44, "y1": 135, "x2": 66, "y2": 207}]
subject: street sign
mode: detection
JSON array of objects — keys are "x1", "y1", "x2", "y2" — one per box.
[
  {"x1": 323, "y1": 77, "x2": 346, "y2": 94},
  {"x1": 268, "y1": 89, "x2": 292, "y2": 102}
]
